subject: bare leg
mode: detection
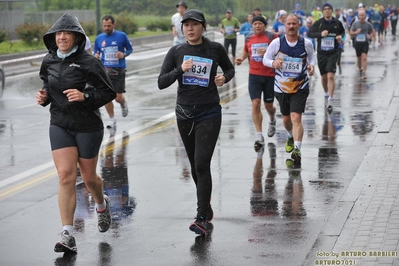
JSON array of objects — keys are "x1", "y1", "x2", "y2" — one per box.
[
  {"x1": 105, "y1": 101, "x2": 114, "y2": 119},
  {"x1": 79, "y1": 156, "x2": 104, "y2": 205},
  {"x1": 321, "y1": 74, "x2": 328, "y2": 94},
  {"x1": 361, "y1": 53, "x2": 368, "y2": 73},
  {"x1": 282, "y1": 114, "x2": 293, "y2": 132},
  {"x1": 52, "y1": 147, "x2": 79, "y2": 226},
  {"x1": 290, "y1": 112, "x2": 304, "y2": 142},
  {"x1": 264, "y1": 102, "x2": 276, "y2": 121},
  {"x1": 252, "y1": 98, "x2": 263, "y2": 133},
  {"x1": 114, "y1": 92, "x2": 126, "y2": 107}
]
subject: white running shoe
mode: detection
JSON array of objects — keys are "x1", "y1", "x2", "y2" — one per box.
[
  {"x1": 121, "y1": 103, "x2": 129, "y2": 117},
  {"x1": 255, "y1": 133, "x2": 265, "y2": 146},
  {"x1": 267, "y1": 120, "x2": 276, "y2": 137},
  {"x1": 54, "y1": 230, "x2": 77, "y2": 253},
  {"x1": 97, "y1": 195, "x2": 111, "y2": 233},
  {"x1": 106, "y1": 118, "x2": 116, "y2": 129}
]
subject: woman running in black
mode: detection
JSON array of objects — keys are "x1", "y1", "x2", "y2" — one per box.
[{"x1": 158, "y1": 9, "x2": 235, "y2": 235}]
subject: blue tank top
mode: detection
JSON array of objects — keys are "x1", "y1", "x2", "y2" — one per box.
[{"x1": 273, "y1": 36, "x2": 309, "y2": 94}]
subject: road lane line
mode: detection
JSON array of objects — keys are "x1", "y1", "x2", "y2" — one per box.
[
  {"x1": 0, "y1": 161, "x2": 54, "y2": 189},
  {"x1": 0, "y1": 169, "x2": 57, "y2": 200}
]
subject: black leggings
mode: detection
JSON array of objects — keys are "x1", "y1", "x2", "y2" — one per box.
[
  {"x1": 224, "y1": 38, "x2": 237, "y2": 57},
  {"x1": 392, "y1": 20, "x2": 398, "y2": 37},
  {"x1": 177, "y1": 116, "x2": 221, "y2": 217}
]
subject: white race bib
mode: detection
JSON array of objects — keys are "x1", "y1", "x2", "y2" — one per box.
[
  {"x1": 225, "y1": 26, "x2": 234, "y2": 35},
  {"x1": 321, "y1": 37, "x2": 334, "y2": 51},
  {"x1": 251, "y1": 43, "x2": 268, "y2": 62},
  {"x1": 356, "y1": 33, "x2": 366, "y2": 42},
  {"x1": 282, "y1": 57, "x2": 302, "y2": 78},
  {"x1": 182, "y1": 55, "x2": 213, "y2": 87},
  {"x1": 103, "y1": 46, "x2": 119, "y2": 66}
]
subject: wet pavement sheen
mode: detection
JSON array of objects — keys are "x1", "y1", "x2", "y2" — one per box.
[{"x1": 0, "y1": 34, "x2": 399, "y2": 265}]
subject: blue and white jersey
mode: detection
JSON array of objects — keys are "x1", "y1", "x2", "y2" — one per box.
[{"x1": 263, "y1": 35, "x2": 316, "y2": 94}]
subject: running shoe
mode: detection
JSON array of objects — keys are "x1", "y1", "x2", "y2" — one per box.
[
  {"x1": 189, "y1": 216, "x2": 208, "y2": 235},
  {"x1": 291, "y1": 147, "x2": 302, "y2": 163},
  {"x1": 106, "y1": 118, "x2": 116, "y2": 129},
  {"x1": 285, "y1": 137, "x2": 294, "y2": 153},
  {"x1": 121, "y1": 103, "x2": 129, "y2": 117},
  {"x1": 54, "y1": 230, "x2": 77, "y2": 253},
  {"x1": 267, "y1": 120, "x2": 276, "y2": 137},
  {"x1": 97, "y1": 195, "x2": 111, "y2": 233},
  {"x1": 255, "y1": 133, "x2": 264, "y2": 146},
  {"x1": 324, "y1": 95, "x2": 328, "y2": 107}
]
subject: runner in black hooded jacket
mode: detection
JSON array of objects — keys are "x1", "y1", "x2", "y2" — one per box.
[{"x1": 37, "y1": 13, "x2": 116, "y2": 253}]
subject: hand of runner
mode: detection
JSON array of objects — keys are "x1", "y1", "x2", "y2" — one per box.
[
  {"x1": 36, "y1": 89, "x2": 48, "y2": 105},
  {"x1": 307, "y1": 65, "x2": 315, "y2": 76},
  {"x1": 235, "y1": 57, "x2": 243, "y2": 66},
  {"x1": 181, "y1": 58, "x2": 193, "y2": 72},
  {"x1": 63, "y1": 89, "x2": 84, "y2": 102},
  {"x1": 214, "y1": 74, "x2": 226, "y2": 87}
]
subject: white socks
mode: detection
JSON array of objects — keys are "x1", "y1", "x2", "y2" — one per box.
[{"x1": 63, "y1": 225, "x2": 73, "y2": 235}]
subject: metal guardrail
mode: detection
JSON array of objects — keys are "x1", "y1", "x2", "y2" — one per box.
[{"x1": 0, "y1": 53, "x2": 46, "y2": 65}]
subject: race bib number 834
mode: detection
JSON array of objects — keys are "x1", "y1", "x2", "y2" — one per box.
[{"x1": 182, "y1": 55, "x2": 213, "y2": 87}]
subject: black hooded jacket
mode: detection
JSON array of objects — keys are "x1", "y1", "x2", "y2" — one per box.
[{"x1": 40, "y1": 13, "x2": 116, "y2": 132}]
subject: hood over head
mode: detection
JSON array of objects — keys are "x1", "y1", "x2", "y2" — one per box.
[{"x1": 43, "y1": 13, "x2": 86, "y2": 53}]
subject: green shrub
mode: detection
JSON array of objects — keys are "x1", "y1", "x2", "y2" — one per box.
[
  {"x1": 0, "y1": 30, "x2": 7, "y2": 43},
  {"x1": 205, "y1": 16, "x2": 220, "y2": 27},
  {"x1": 116, "y1": 12, "x2": 138, "y2": 35},
  {"x1": 14, "y1": 23, "x2": 47, "y2": 46},
  {"x1": 146, "y1": 19, "x2": 171, "y2": 31},
  {"x1": 80, "y1": 21, "x2": 96, "y2": 36}
]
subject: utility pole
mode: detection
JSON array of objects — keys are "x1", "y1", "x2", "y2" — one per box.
[
  {"x1": 96, "y1": 0, "x2": 101, "y2": 35},
  {"x1": 215, "y1": 0, "x2": 219, "y2": 26}
]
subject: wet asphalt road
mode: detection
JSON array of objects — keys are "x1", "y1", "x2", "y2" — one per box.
[{"x1": 0, "y1": 34, "x2": 399, "y2": 266}]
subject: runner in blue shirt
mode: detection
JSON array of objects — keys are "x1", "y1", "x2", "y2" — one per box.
[
  {"x1": 94, "y1": 15, "x2": 133, "y2": 129},
  {"x1": 293, "y1": 3, "x2": 306, "y2": 25},
  {"x1": 240, "y1": 13, "x2": 254, "y2": 36}
]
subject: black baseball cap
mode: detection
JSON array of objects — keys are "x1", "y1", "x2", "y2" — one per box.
[
  {"x1": 181, "y1": 9, "x2": 206, "y2": 24},
  {"x1": 176, "y1": 1, "x2": 187, "y2": 8}
]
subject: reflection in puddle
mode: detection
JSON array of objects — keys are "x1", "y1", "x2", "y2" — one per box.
[
  {"x1": 190, "y1": 223, "x2": 214, "y2": 265},
  {"x1": 350, "y1": 111, "x2": 374, "y2": 139},
  {"x1": 283, "y1": 160, "x2": 305, "y2": 218},
  {"x1": 98, "y1": 242, "x2": 113, "y2": 266},
  {"x1": 74, "y1": 131, "x2": 136, "y2": 235},
  {"x1": 250, "y1": 143, "x2": 278, "y2": 217}
]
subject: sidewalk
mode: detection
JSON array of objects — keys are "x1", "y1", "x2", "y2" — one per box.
[{"x1": 304, "y1": 76, "x2": 399, "y2": 265}]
